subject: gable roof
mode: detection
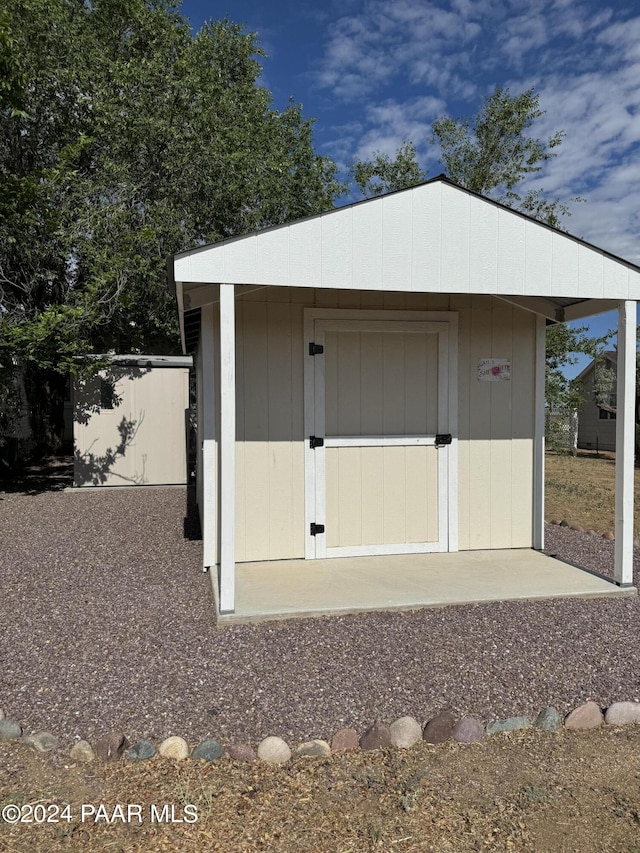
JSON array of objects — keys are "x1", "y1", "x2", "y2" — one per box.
[{"x1": 170, "y1": 175, "x2": 640, "y2": 346}]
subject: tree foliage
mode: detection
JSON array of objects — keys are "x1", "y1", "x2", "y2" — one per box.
[
  {"x1": 350, "y1": 141, "x2": 426, "y2": 198},
  {"x1": 0, "y1": 0, "x2": 344, "y2": 454}
]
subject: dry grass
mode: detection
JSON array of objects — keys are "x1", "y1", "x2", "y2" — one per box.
[
  {"x1": 545, "y1": 450, "x2": 640, "y2": 533},
  {"x1": 3, "y1": 727, "x2": 640, "y2": 852}
]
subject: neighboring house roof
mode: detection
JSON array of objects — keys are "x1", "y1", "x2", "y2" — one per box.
[
  {"x1": 169, "y1": 175, "x2": 640, "y2": 352},
  {"x1": 575, "y1": 351, "x2": 618, "y2": 384}
]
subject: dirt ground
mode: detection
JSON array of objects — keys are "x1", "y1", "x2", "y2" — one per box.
[
  {"x1": 3, "y1": 724, "x2": 640, "y2": 853},
  {"x1": 545, "y1": 449, "x2": 640, "y2": 533}
]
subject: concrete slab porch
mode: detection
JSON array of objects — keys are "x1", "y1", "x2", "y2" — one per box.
[{"x1": 213, "y1": 549, "x2": 636, "y2": 624}]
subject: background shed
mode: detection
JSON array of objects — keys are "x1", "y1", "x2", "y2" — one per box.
[{"x1": 73, "y1": 355, "x2": 192, "y2": 487}]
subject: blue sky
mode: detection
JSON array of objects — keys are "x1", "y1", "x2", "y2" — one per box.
[{"x1": 179, "y1": 0, "x2": 640, "y2": 376}]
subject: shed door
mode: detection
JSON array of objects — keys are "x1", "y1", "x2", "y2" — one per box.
[{"x1": 308, "y1": 319, "x2": 451, "y2": 558}]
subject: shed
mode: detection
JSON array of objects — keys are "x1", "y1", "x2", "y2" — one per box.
[
  {"x1": 169, "y1": 176, "x2": 638, "y2": 618},
  {"x1": 73, "y1": 354, "x2": 192, "y2": 487}
]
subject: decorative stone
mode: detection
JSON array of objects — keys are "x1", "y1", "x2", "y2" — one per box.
[
  {"x1": 423, "y1": 711, "x2": 455, "y2": 744},
  {"x1": 23, "y1": 732, "x2": 58, "y2": 752},
  {"x1": 452, "y1": 717, "x2": 484, "y2": 744},
  {"x1": 296, "y1": 739, "x2": 331, "y2": 757},
  {"x1": 565, "y1": 701, "x2": 604, "y2": 729},
  {"x1": 360, "y1": 721, "x2": 392, "y2": 750},
  {"x1": 331, "y1": 728, "x2": 359, "y2": 752},
  {"x1": 602, "y1": 532, "x2": 615, "y2": 541},
  {"x1": 559, "y1": 520, "x2": 570, "y2": 527},
  {"x1": 227, "y1": 743, "x2": 256, "y2": 762},
  {"x1": 127, "y1": 740, "x2": 157, "y2": 761},
  {"x1": 192, "y1": 739, "x2": 223, "y2": 761},
  {"x1": 485, "y1": 716, "x2": 531, "y2": 735},
  {"x1": 534, "y1": 707, "x2": 563, "y2": 731},
  {"x1": 586, "y1": 529, "x2": 599, "y2": 537},
  {"x1": 569, "y1": 524, "x2": 584, "y2": 532},
  {"x1": 96, "y1": 732, "x2": 129, "y2": 761},
  {"x1": 605, "y1": 701, "x2": 640, "y2": 726},
  {"x1": 389, "y1": 716, "x2": 422, "y2": 749},
  {"x1": 257, "y1": 736, "x2": 291, "y2": 764},
  {"x1": 158, "y1": 736, "x2": 190, "y2": 760},
  {"x1": 0, "y1": 720, "x2": 22, "y2": 740},
  {"x1": 549, "y1": 519, "x2": 561, "y2": 525},
  {"x1": 70, "y1": 740, "x2": 95, "y2": 762}
]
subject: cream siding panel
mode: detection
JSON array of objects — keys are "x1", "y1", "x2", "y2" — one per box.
[
  {"x1": 321, "y1": 208, "x2": 352, "y2": 288},
  {"x1": 551, "y1": 233, "x2": 579, "y2": 298},
  {"x1": 352, "y1": 200, "x2": 384, "y2": 290},
  {"x1": 497, "y1": 210, "x2": 526, "y2": 295},
  {"x1": 74, "y1": 367, "x2": 189, "y2": 487},
  {"x1": 361, "y1": 447, "x2": 385, "y2": 545},
  {"x1": 441, "y1": 185, "x2": 471, "y2": 292},
  {"x1": 382, "y1": 192, "x2": 413, "y2": 290},
  {"x1": 411, "y1": 180, "x2": 442, "y2": 292},
  {"x1": 456, "y1": 296, "x2": 472, "y2": 550},
  {"x1": 360, "y1": 332, "x2": 385, "y2": 434},
  {"x1": 289, "y1": 219, "x2": 322, "y2": 287},
  {"x1": 488, "y1": 302, "x2": 514, "y2": 548},
  {"x1": 382, "y1": 446, "x2": 407, "y2": 543},
  {"x1": 465, "y1": 301, "x2": 493, "y2": 548},
  {"x1": 405, "y1": 445, "x2": 439, "y2": 542},
  {"x1": 510, "y1": 310, "x2": 536, "y2": 544},
  {"x1": 382, "y1": 333, "x2": 406, "y2": 434},
  {"x1": 524, "y1": 225, "x2": 553, "y2": 295},
  {"x1": 257, "y1": 227, "x2": 290, "y2": 285},
  {"x1": 469, "y1": 197, "x2": 498, "y2": 292}
]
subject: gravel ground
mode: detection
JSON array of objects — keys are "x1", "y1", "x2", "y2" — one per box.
[{"x1": 2, "y1": 477, "x2": 640, "y2": 749}]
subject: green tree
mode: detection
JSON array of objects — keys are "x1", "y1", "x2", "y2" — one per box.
[
  {"x1": 350, "y1": 141, "x2": 426, "y2": 198},
  {"x1": 0, "y1": 1, "x2": 344, "y2": 456},
  {"x1": 430, "y1": 86, "x2": 571, "y2": 225}
]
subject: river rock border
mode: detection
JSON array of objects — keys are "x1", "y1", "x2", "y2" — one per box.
[{"x1": 2, "y1": 700, "x2": 640, "y2": 765}]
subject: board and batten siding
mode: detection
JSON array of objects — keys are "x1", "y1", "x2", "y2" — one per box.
[{"x1": 201, "y1": 288, "x2": 536, "y2": 563}]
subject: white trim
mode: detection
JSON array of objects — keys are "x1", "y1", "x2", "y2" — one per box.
[
  {"x1": 303, "y1": 311, "x2": 317, "y2": 559},
  {"x1": 533, "y1": 313, "x2": 546, "y2": 550},
  {"x1": 446, "y1": 313, "x2": 459, "y2": 552},
  {"x1": 200, "y1": 304, "x2": 216, "y2": 570},
  {"x1": 312, "y1": 325, "x2": 327, "y2": 558},
  {"x1": 326, "y1": 435, "x2": 440, "y2": 447},
  {"x1": 219, "y1": 284, "x2": 236, "y2": 612},
  {"x1": 303, "y1": 308, "x2": 458, "y2": 559},
  {"x1": 614, "y1": 300, "x2": 636, "y2": 585}
]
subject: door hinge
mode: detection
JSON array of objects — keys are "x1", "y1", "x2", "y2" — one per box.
[
  {"x1": 309, "y1": 435, "x2": 324, "y2": 449},
  {"x1": 309, "y1": 342, "x2": 324, "y2": 356},
  {"x1": 310, "y1": 522, "x2": 325, "y2": 536},
  {"x1": 435, "y1": 433, "x2": 452, "y2": 447}
]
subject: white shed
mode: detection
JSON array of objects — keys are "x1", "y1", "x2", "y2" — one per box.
[
  {"x1": 169, "y1": 176, "x2": 639, "y2": 618},
  {"x1": 73, "y1": 355, "x2": 192, "y2": 487}
]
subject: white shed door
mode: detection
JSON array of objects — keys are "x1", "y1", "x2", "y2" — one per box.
[{"x1": 308, "y1": 319, "x2": 451, "y2": 558}]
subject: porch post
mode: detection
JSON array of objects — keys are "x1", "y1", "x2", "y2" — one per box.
[
  {"x1": 200, "y1": 304, "x2": 216, "y2": 570},
  {"x1": 219, "y1": 283, "x2": 236, "y2": 612},
  {"x1": 533, "y1": 313, "x2": 546, "y2": 550},
  {"x1": 614, "y1": 300, "x2": 636, "y2": 586}
]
